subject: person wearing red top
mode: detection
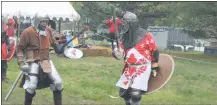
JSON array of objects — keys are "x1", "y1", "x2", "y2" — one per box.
[
  {"x1": 1, "y1": 17, "x2": 10, "y2": 82},
  {"x1": 112, "y1": 12, "x2": 160, "y2": 105},
  {"x1": 105, "y1": 16, "x2": 123, "y2": 49},
  {"x1": 4, "y1": 18, "x2": 15, "y2": 37},
  {"x1": 3, "y1": 17, "x2": 16, "y2": 56}
]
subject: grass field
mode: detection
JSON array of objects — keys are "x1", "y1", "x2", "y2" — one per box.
[{"x1": 1, "y1": 51, "x2": 217, "y2": 105}]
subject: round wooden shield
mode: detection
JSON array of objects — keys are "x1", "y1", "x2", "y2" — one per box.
[
  {"x1": 146, "y1": 54, "x2": 175, "y2": 94},
  {"x1": 64, "y1": 48, "x2": 83, "y2": 59}
]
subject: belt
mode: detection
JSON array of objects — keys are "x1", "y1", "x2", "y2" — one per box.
[{"x1": 128, "y1": 62, "x2": 150, "y2": 68}]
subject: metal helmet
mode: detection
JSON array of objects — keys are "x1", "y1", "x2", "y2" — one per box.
[
  {"x1": 23, "y1": 16, "x2": 31, "y2": 24},
  {"x1": 34, "y1": 15, "x2": 50, "y2": 31},
  {"x1": 121, "y1": 11, "x2": 142, "y2": 50},
  {"x1": 119, "y1": 11, "x2": 139, "y2": 34},
  {"x1": 122, "y1": 11, "x2": 138, "y2": 22}
]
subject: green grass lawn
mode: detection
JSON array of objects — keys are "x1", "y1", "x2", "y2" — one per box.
[
  {"x1": 2, "y1": 52, "x2": 217, "y2": 105},
  {"x1": 161, "y1": 50, "x2": 217, "y2": 63}
]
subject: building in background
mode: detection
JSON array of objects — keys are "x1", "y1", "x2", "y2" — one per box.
[
  {"x1": 203, "y1": 38, "x2": 217, "y2": 55},
  {"x1": 148, "y1": 26, "x2": 195, "y2": 51}
]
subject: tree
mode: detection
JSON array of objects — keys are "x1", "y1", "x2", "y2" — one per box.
[
  {"x1": 155, "y1": 2, "x2": 217, "y2": 39},
  {"x1": 71, "y1": 2, "x2": 170, "y2": 31},
  {"x1": 71, "y1": 2, "x2": 217, "y2": 39}
]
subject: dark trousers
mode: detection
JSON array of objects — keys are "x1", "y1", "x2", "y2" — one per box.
[
  {"x1": 1, "y1": 60, "x2": 8, "y2": 80},
  {"x1": 109, "y1": 32, "x2": 116, "y2": 50}
]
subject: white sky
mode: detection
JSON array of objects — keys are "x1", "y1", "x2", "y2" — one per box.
[{"x1": 2, "y1": 2, "x2": 80, "y2": 21}]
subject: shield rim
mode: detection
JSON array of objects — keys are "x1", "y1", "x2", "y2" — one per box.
[
  {"x1": 145, "y1": 54, "x2": 175, "y2": 94},
  {"x1": 6, "y1": 37, "x2": 17, "y2": 61},
  {"x1": 64, "y1": 48, "x2": 83, "y2": 59}
]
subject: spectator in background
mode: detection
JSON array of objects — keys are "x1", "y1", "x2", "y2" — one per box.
[
  {"x1": 1, "y1": 17, "x2": 9, "y2": 82},
  {"x1": 13, "y1": 16, "x2": 19, "y2": 38},
  {"x1": 4, "y1": 17, "x2": 17, "y2": 58},
  {"x1": 48, "y1": 19, "x2": 56, "y2": 30},
  {"x1": 4, "y1": 17, "x2": 15, "y2": 38},
  {"x1": 65, "y1": 32, "x2": 73, "y2": 48},
  {"x1": 71, "y1": 31, "x2": 79, "y2": 47},
  {"x1": 19, "y1": 16, "x2": 25, "y2": 34},
  {"x1": 81, "y1": 32, "x2": 87, "y2": 46},
  {"x1": 105, "y1": 16, "x2": 123, "y2": 50},
  {"x1": 23, "y1": 16, "x2": 32, "y2": 29}
]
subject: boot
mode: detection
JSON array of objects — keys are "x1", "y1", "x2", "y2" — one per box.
[
  {"x1": 130, "y1": 101, "x2": 140, "y2": 105},
  {"x1": 125, "y1": 100, "x2": 131, "y2": 105},
  {"x1": 24, "y1": 90, "x2": 36, "y2": 105},
  {"x1": 130, "y1": 99, "x2": 141, "y2": 105},
  {"x1": 53, "y1": 90, "x2": 62, "y2": 105}
]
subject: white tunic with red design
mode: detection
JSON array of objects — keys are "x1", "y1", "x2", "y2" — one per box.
[{"x1": 116, "y1": 32, "x2": 158, "y2": 91}]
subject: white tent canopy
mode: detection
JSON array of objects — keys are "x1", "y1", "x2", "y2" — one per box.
[{"x1": 2, "y1": 2, "x2": 80, "y2": 21}]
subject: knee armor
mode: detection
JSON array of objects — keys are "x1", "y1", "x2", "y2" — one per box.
[
  {"x1": 119, "y1": 88, "x2": 131, "y2": 100},
  {"x1": 24, "y1": 63, "x2": 40, "y2": 94},
  {"x1": 48, "y1": 60, "x2": 63, "y2": 91},
  {"x1": 130, "y1": 89, "x2": 142, "y2": 103}
]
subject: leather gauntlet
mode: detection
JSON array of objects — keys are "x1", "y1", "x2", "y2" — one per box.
[{"x1": 112, "y1": 48, "x2": 125, "y2": 60}]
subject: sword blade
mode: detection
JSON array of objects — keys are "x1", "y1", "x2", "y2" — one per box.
[
  {"x1": 109, "y1": 95, "x2": 119, "y2": 99},
  {"x1": 5, "y1": 71, "x2": 23, "y2": 101}
]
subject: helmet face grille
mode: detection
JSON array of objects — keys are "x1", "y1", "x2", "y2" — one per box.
[{"x1": 34, "y1": 16, "x2": 50, "y2": 27}]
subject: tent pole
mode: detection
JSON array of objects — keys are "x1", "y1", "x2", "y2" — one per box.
[{"x1": 58, "y1": 19, "x2": 61, "y2": 33}]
